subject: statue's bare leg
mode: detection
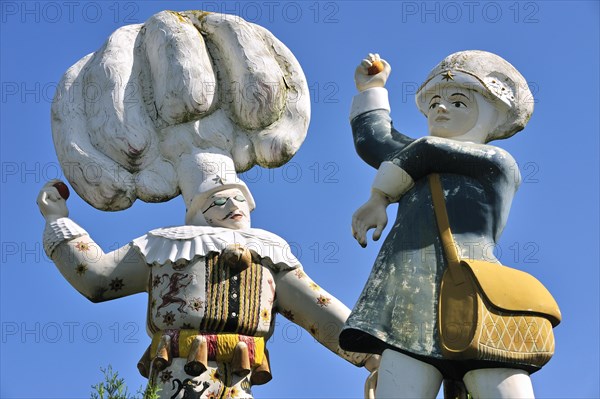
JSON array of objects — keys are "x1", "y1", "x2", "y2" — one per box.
[
  {"x1": 463, "y1": 368, "x2": 535, "y2": 398},
  {"x1": 375, "y1": 349, "x2": 443, "y2": 399}
]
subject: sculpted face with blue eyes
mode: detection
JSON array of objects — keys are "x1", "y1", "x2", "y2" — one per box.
[
  {"x1": 425, "y1": 87, "x2": 479, "y2": 139},
  {"x1": 201, "y1": 188, "x2": 251, "y2": 230}
]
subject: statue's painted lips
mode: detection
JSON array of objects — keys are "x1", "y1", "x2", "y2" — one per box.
[
  {"x1": 231, "y1": 211, "x2": 244, "y2": 221},
  {"x1": 222, "y1": 211, "x2": 245, "y2": 221}
]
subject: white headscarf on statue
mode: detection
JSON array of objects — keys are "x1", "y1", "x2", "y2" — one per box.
[{"x1": 415, "y1": 50, "x2": 533, "y2": 142}]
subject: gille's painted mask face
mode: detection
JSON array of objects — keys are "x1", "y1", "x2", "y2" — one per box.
[{"x1": 201, "y1": 188, "x2": 251, "y2": 230}]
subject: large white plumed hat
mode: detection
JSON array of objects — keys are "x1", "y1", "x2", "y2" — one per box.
[
  {"x1": 415, "y1": 50, "x2": 533, "y2": 141},
  {"x1": 50, "y1": 10, "x2": 310, "y2": 212}
]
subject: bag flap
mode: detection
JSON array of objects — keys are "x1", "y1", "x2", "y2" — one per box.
[{"x1": 462, "y1": 260, "x2": 561, "y2": 327}]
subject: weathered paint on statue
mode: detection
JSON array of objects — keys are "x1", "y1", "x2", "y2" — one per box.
[
  {"x1": 38, "y1": 10, "x2": 377, "y2": 399},
  {"x1": 339, "y1": 51, "x2": 560, "y2": 398}
]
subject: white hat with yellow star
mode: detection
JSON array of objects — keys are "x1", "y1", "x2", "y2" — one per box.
[{"x1": 416, "y1": 50, "x2": 534, "y2": 141}]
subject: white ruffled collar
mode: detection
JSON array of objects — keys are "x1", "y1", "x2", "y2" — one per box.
[{"x1": 131, "y1": 226, "x2": 300, "y2": 270}]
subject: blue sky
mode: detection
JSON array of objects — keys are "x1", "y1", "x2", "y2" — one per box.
[{"x1": 1, "y1": 1, "x2": 598, "y2": 398}]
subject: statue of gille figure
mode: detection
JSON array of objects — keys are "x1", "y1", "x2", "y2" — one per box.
[
  {"x1": 340, "y1": 52, "x2": 560, "y2": 398},
  {"x1": 38, "y1": 11, "x2": 377, "y2": 399}
]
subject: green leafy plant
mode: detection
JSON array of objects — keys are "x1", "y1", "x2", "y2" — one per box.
[{"x1": 91, "y1": 366, "x2": 160, "y2": 399}]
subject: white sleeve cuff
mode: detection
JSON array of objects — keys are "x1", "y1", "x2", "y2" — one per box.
[
  {"x1": 43, "y1": 218, "x2": 88, "y2": 257},
  {"x1": 372, "y1": 161, "x2": 414, "y2": 202},
  {"x1": 349, "y1": 87, "x2": 390, "y2": 121}
]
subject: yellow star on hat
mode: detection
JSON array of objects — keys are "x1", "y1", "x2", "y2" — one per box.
[{"x1": 441, "y1": 71, "x2": 455, "y2": 81}]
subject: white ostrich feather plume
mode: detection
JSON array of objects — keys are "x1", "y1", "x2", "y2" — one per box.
[{"x1": 51, "y1": 10, "x2": 310, "y2": 211}]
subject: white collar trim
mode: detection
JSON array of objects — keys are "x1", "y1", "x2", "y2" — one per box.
[{"x1": 132, "y1": 226, "x2": 300, "y2": 269}]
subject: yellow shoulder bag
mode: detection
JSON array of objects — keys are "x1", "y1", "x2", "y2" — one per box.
[{"x1": 429, "y1": 173, "x2": 561, "y2": 367}]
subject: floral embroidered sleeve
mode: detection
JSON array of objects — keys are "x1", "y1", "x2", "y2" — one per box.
[
  {"x1": 273, "y1": 267, "x2": 369, "y2": 366},
  {"x1": 44, "y1": 217, "x2": 149, "y2": 302}
]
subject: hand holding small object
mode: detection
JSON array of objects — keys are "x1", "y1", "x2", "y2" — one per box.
[
  {"x1": 37, "y1": 180, "x2": 70, "y2": 222},
  {"x1": 354, "y1": 53, "x2": 391, "y2": 92}
]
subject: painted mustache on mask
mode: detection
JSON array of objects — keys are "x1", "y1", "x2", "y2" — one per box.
[{"x1": 221, "y1": 210, "x2": 246, "y2": 221}]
